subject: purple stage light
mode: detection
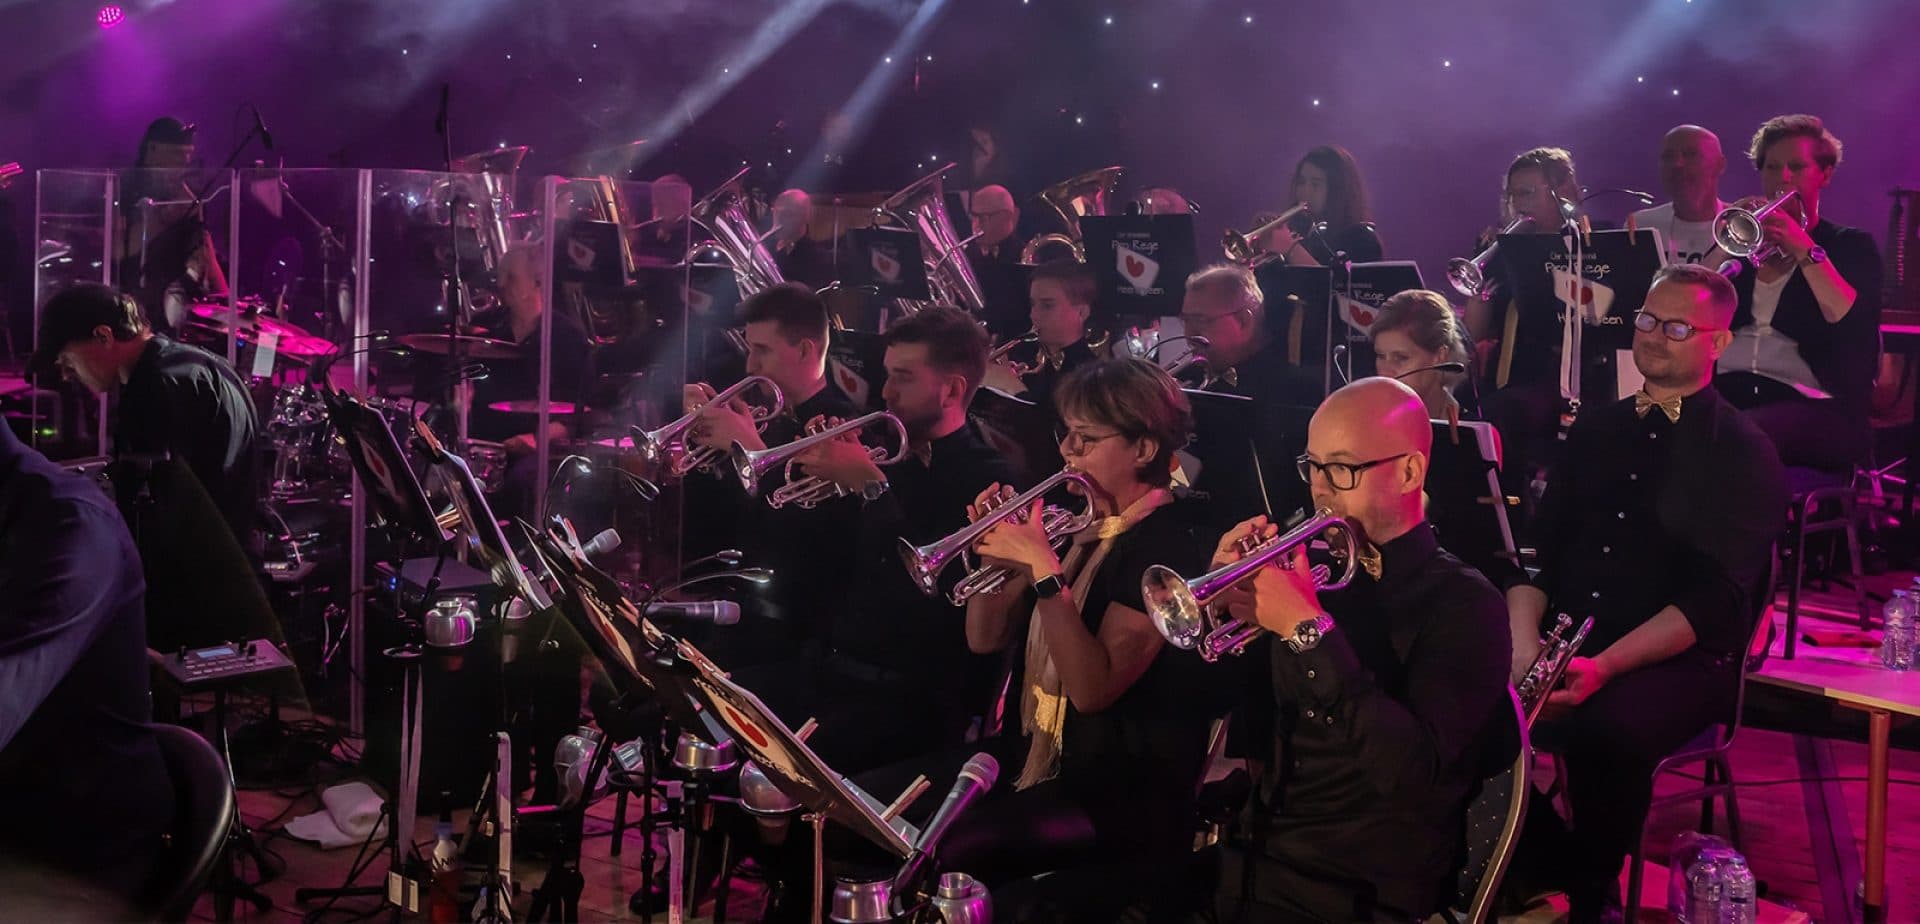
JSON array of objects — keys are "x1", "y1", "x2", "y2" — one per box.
[{"x1": 97, "y1": 5, "x2": 125, "y2": 28}]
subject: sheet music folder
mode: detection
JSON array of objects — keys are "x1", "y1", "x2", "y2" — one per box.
[{"x1": 1494, "y1": 228, "x2": 1665, "y2": 403}]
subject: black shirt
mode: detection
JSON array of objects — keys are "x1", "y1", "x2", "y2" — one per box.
[
  {"x1": 774, "y1": 235, "x2": 838, "y2": 292},
  {"x1": 468, "y1": 311, "x2": 597, "y2": 443},
  {"x1": 1248, "y1": 521, "x2": 1511, "y2": 920},
  {"x1": 116, "y1": 334, "x2": 259, "y2": 543},
  {"x1": 1006, "y1": 339, "x2": 1099, "y2": 413},
  {"x1": 741, "y1": 380, "x2": 863, "y2": 642},
  {"x1": 0, "y1": 425, "x2": 172, "y2": 896},
  {"x1": 1524, "y1": 387, "x2": 1787, "y2": 656},
  {"x1": 967, "y1": 240, "x2": 1032, "y2": 340},
  {"x1": 835, "y1": 419, "x2": 1025, "y2": 676},
  {"x1": 1301, "y1": 222, "x2": 1384, "y2": 266}
]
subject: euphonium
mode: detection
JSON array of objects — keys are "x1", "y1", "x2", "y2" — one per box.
[
  {"x1": 730, "y1": 411, "x2": 911, "y2": 505},
  {"x1": 1446, "y1": 215, "x2": 1534, "y2": 298},
  {"x1": 1141, "y1": 508, "x2": 1360, "y2": 662},
  {"x1": 877, "y1": 163, "x2": 987, "y2": 313},
  {"x1": 633, "y1": 376, "x2": 786, "y2": 478},
  {"x1": 1223, "y1": 203, "x2": 1315, "y2": 268},
  {"x1": 897, "y1": 468, "x2": 1098, "y2": 605},
  {"x1": 1713, "y1": 189, "x2": 1804, "y2": 266},
  {"x1": 690, "y1": 167, "x2": 787, "y2": 299},
  {"x1": 1515, "y1": 613, "x2": 1595, "y2": 725},
  {"x1": 1020, "y1": 165, "x2": 1125, "y2": 264}
]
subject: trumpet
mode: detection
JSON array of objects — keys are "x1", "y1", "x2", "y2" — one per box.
[
  {"x1": 1447, "y1": 215, "x2": 1533, "y2": 298},
  {"x1": 1141, "y1": 508, "x2": 1360, "y2": 661},
  {"x1": 989, "y1": 330, "x2": 1044, "y2": 377},
  {"x1": 1224, "y1": 203, "x2": 1317, "y2": 268},
  {"x1": 1515, "y1": 613, "x2": 1595, "y2": 725},
  {"x1": 897, "y1": 468, "x2": 1097, "y2": 605},
  {"x1": 1713, "y1": 189, "x2": 1804, "y2": 266},
  {"x1": 730, "y1": 411, "x2": 911, "y2": 506},
  {"x1": 633, "y1": 376, "x2": 786, "y2": 478}
]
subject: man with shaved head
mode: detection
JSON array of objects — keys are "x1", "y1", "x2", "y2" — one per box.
[
  {"x1": 1506, "y1": 264, "x2": 1785, "y2": 923},
  {"x1": 1631, "y1": 125, "x2": 1729, "y2": 265},
  {"x1": 769, "y1": 187, "x2": 834, "y2": 289},
  {"x1": 1205, "y1": 376, "x2": 1512, "y2": 922}
]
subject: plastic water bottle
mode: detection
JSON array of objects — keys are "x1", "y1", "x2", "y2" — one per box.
[
  {"x1": 1720, "y1": 852, "x2": 1757, "y2": 924},
  {"x1": 1883, "y1": 590, "x2": 1916, "y2": 671},
  {"x1": 1685, "y1": 845, "x2": 1727, "y2": 924},
  {"x1": 1668, "y1": 832, "x2": 1731, "y2": 919}
]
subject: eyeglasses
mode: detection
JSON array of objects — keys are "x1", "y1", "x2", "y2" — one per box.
[
  {"x1": 1055, "y1": 428, "x2": 1125, "y2": 454},
  {"x1": 1296, "y1": 452, "x2": 1408, "y2": 491},
  {"x1": 1178, "y1": 307, "x2": 1251, "y2": 331},
  {"x1": 1633, "y1": 310, "x2": 1723, "y2": 342},
  {"x1": 969, "y1": 208, "x2": 1011, "y2": 221}
]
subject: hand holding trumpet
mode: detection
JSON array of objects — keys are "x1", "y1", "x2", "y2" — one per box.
[
  {"x1": 967, "y1": 483, "x2": 1060, "y2": 585},
  {"x1": 793, "y1": 415, "x2": 887, "y2": 492},
  {"x1": 1213, "y1": 515, "x2": 1326, "y2": 641},
  {"x1": 684, "y1": 382, "x2": 764, "y2": 454}
]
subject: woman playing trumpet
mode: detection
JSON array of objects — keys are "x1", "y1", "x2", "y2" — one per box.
[
  {"x1": 915, "y1": 357, "x2": 1224, "y2": 913},
  {"x1": 1253, "y1": 145, "x2": 1383, "y2": 268}
]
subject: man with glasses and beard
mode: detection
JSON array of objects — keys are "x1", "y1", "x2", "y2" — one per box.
[{"x1": 1504, "y1": 264, "x2": 1785, "y2": 924}]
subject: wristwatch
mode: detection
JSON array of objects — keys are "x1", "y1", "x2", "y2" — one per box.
[
  {"x1": 1033, "y1": 572, "x2": 1066, "y2": 599},
  {"x1": 1283, "y1": 613, "x2": 1336, "y2": 654},
  {"x1": 859, "y1": 478, "x2": 890, "y2": 502},
  {"x1": 1800, "y1": 246, "x2": 1828, "y2": 266}
]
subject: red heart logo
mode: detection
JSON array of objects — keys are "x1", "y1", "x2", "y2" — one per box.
[
  {"x1": 721, "y1": 703, "x2": 771, "y2": 750},
  {"x1": 1124, "y1": 255, "x2": 1144, "y2": 277},
  {"x1": 1351, "y1": 306, "x2": 1376, "y2": 327}
]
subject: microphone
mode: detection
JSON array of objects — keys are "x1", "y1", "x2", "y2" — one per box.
[
  {"x1": 1393, "y1": 361, "x2": 1468, "y2": 380},
  {"x1": 891, "y1": 753, "x2": 999, "y2": 913},
  {"x1": 1717, "y1": 259, "x2": 1748, "y2": 279},
  {"x1": 644, "y1": 600, "x2": 741, "y2": 626},
  {"x1": 252, "y1": 106, "x2": 274, "y2": 152},
  {"x1": 580, "y1": 528, "x2": 621, "y2": 560}
]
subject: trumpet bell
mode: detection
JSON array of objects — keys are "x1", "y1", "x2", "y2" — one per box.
[
  {"x1": 1140, "y1": 563, "x2": 1204, "y2": 650},
  {"x1": 1445, "y1": 258, "x2": 1485, "y2": 299}
]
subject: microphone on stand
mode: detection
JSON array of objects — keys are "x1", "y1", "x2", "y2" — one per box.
[
  {"x1": 891, "y1": 753, "x2": 1000, "y2": 915},
  {"x1": 252, "y1": 106, "x2": 275, "y2": 152},
  {"x1": 579, "y1": 527, "x2": 622, "y2": 561},
  {"x1": 644, "y1": 600, "x2": 742, "y2": 626},
  {"x1": 1393, "y1": 361, "x2": 1468, "y2": 380}
]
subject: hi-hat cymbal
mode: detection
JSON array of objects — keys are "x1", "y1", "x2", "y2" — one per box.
[
  {"x1": 486, "y1": 399, "x2": 580, "y2": 415},
  {"x1": 397, "y1": 333, "x2": 522, "y2": 360}
]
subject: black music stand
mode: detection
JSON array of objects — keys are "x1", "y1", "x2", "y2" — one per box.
[
  {"x1": 847, "y1": 228, "x2": 932, "y2": 303},
  {"x1": 1335, "y1": 261, "x2": 1428, "y2": 382},
  {"x1": 1425, "y1": 418, "x2": 1521, "y2": 585},
  {"x1": 970, "y1": 386, "x2": 1057, "y2": 478},
  {"x1": 827, "y1": 328, "x2": 888, "y2": 412},
  {"x1": 1083, "y1": 214, "x2": 1198, "y2": 325},
  {"x1": 1254, "y1": 263, "x2": 1336, "y2": 398},
  {"x1": 1180, "y1": 389, "x2": 1313, "y2": 528},
  {"x1": 1494, "y1": 228, "x2": 1664, "y2": 405}
]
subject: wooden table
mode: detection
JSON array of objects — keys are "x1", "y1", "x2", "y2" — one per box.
[
  {"x1": 1878, "y1": 313, "x2": 1920, "y2": 518},
  {"x1": 1752, "y1": 634, "x2": 1920, "y2": 923}
]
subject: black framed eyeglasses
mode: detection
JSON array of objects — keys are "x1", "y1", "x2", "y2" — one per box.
[
  {"x1": 1055, "y1": 427, "x2": 1126, "y2": 454},
  {"x1": 1633, "y1": 310, "x2": 1722, "y2": 342},
  {"x1": 1295, "y1": 452, "x2": 1408, "y2": 491}
]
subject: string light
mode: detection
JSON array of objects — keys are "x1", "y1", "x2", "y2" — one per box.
[
  {"x1": 1671, "y1": 88, "x2": 1681, "y2": 96},
  {"x1": 1103, "y1": 15, "x2": 1114, "y2": 26},
  {"x1": 1310, "y1": 98, "x2": 1321, "y2": 107},
  {"x1": 1442, "y1": 59, "x2": 1452, "y2": 68},
  {"x1": 1149, "y1": 80, "x2": 1161, "y2": 90},
  {"x1": 1636, "y1": 75, "x2": 1645, "y2": 83}
]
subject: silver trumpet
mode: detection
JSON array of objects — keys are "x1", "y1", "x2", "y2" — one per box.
[
  {"x1": 1447, "y1": 215, "x2": 1534, "y2": 298},
  {"x1": 898, "y1": 468, "x2": 1097, "y2": 605},
  {"x1": 633, "y1": 376, "x2": 786, "y2": 478},
  {"x1": 731, "y1": 411, "x2": 911, "y2": 506},
  {"x1": 1515, "y1": 613, "x2": 1595, "y2": 725},
  {"x1": 1142, "y1": 508, "x2": 1360, "y2": 661},
  {"x1": 1713, "y1": 189, "x2": 1804, "y2": 266}
]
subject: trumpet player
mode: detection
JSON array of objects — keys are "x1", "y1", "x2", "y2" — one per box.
[
  {"x1": 686, "y1": 284, "x2": 858, "y2": 651},
  {"x1": 983, "y1": 260, "x2": 1099, "y2": 403},
  {"x1": 733, "y1": 305, "x2": 1023, "y2": 773},
  {"x1": 1715, "y1": 114, "x2": 1882, "y2": 474},
  {"x1": 1175, "y1": 264, "x2": 1316, "y2": 402},
  {"x1": 1505, "y1": 265, "x2": 1785, "y2": 923},
  {"x1": 1210, "y1": 377, "x2": 1510, "y2": 924},
  {"x1": 1257, "y1": 145, "x2": 1383, "y2": 268}
]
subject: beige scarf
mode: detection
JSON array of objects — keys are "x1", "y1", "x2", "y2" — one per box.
[{"x1": 1014, "y1": 487, "x2": 1174, "y2": 790}]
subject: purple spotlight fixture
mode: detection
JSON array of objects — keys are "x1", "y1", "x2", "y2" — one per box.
[{"x1": 97, "y1": 4, "x2": 125, "y2": 28}]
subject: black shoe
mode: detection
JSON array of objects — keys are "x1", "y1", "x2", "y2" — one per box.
[{"x1": 1567, "y1": 880, "x2": 1624, "y2": 924}]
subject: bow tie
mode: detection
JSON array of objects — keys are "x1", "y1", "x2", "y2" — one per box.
[
  {"x1": 1356, "y1": 543, "x2": 1383, "y2": 581},
  {"x1": 1633, "y1": 390, "x2": 1683, "y2": 423}
]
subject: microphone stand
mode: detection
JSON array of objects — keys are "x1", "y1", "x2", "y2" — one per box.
[{"x1": 436, "y1": 84, "x2": 474, "y2": 453}]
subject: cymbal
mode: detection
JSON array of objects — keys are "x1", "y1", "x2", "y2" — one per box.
[
  {"x1": 486, "y1": 399, "x2": 580, "y2": 415},
  {"x1": 397, "y1": 333, "x2": 522, "y2": 359},
  {"x1": 185, "y1": 303, "x2": 334, "y2": 359}
]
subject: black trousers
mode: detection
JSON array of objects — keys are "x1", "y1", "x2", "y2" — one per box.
[
  {"x1": 1528, "y1": 648, "x2": 1740, "y2": 898},
  {"x1": 1717, "y1": 372, "x2": 1868, "y2": 473}
]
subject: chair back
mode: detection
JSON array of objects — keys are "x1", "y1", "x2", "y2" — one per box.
[
  {"x1": 141, "y1": 724, "x2": 236, "y2": 922},
  {"x1": 1453, "y1": 688, "x2": 1530, "y2": 924}
]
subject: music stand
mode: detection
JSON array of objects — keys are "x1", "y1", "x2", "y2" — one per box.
[
  {"x1": 1254, "y1": 263, "x2": 1335, "y2": 396},
  {"x1": 970, "y1": 386, "x2": 1058, "y2": 478},
  {"x1": 1083, "y1": 214, "x2": 1198, "y2": 325},
  {"x1": 827, "y1": 329, "x2": 888, "y2": 412},
  {"x1": 847, "y1": 228, "x2": 932, "y2": 303},
  {"x1": 1425, "y1": 419, "x2": 1521, "y2": 585},
  {"x1": 1181, "y1": 389, "x2": 1312, "y2": 527},
  {"x1": 1494, "y1": 228, "x2": 1665, "y2": 405},
  {"x1": 1336, "y1": 261, "x2": 1428, "y2": 382}
]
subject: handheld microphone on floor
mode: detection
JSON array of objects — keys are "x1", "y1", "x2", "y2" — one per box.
[{"x1": 891, "y1": 753, "x2": 999, "y2": 915}]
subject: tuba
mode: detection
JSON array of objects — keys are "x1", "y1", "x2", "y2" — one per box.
[
  {"x1": 631, "y1": 376, "x2": 786, "y2": 479},
  {"x1": 1142, "y1": 508, "x2": 1360, "y2": 661},
  {"x1": 1515, "y1": 613, "x2": 1595, "y2": 726},
  {"x1": 1447, "y1": 215, "x2": 1534, "y2": 298},
  {"x1": 1223, "y1": 203, "x2": 1317, "y2": 268},
  {"x1": 877, "y1": 163, "x2": 987, "y2": 314},
  {"x1": 898, "y1": 468, "x2": 1098, "y2": 605},
  {"x1": 1713, "y1": 189, "x2": 1805, "y2": 268},
  {"x1": 1021, "y1": 165, "x2": 1126, "y2": 265},
  {"x1": 730, "y1": 412, "x2": 912, "y2": 509},
  {"x1": 690, "y1": 167, "x2": 786, "y2": 299}
]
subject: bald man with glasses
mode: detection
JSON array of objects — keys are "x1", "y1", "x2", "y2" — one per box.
[{"x1": 1206, "y1": 377, "x2": 1512, "y2": 923}]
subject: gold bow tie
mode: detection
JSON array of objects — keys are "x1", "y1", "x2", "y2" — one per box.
[
  {"x1": 1356, "y1": 543, "x2": 1384, "y2": 581},
  {"x1": 1633, "y1": 390, "x2": 1683, "y2": 423}
]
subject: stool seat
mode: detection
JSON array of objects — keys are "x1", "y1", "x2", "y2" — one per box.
[{"x1": 1780, "y1": 468, "x2": 1869, "y2": 659}]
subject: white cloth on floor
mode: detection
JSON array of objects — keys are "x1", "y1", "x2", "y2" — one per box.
[{"x1": 283, "y1": 781, "x2": 388, "y2": 850}]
